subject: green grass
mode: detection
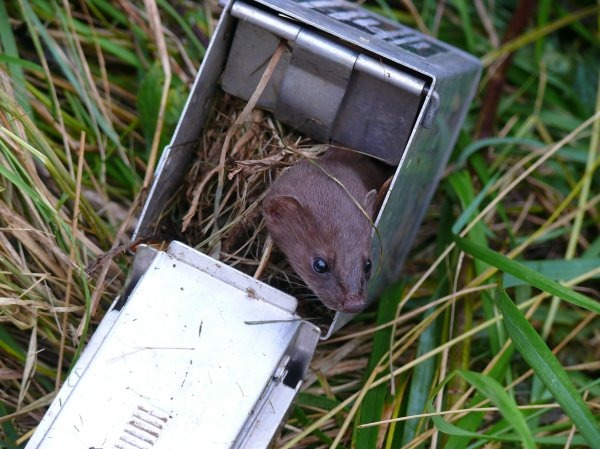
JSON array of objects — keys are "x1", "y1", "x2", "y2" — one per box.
[{"x1": 0, "y1": 0, "x2": 599, "y2": 448}]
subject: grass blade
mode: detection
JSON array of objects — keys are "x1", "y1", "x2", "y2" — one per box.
[
  {"x1": 451, "y1": 0, "x2": 475, "y2": 53},
  {"x1": 0, "y1": 1, "x2": 31, "y2": 116},
  {"x1": 399, "y1": 305, "x2": 440, "y2": 445},
  {"x1": 458, "y1": 370, "x2": 536, "y2": 449},
  {"x1": 429, "y1": 370, "x2": 534, "y2": 448},
  {"x1": 354, "y1": 283, "x2": 404, "y2": 448},
  {"x1": 503, "y1": 258, "x2": 600, "y2": 287},
  {"x1": 495, "y1": 286, "x2": 600, "y2": 447},
  {"x1": 481, "y1": 5, "x2": 600, "y2": 66},
  {"x1": 455, "y1": 235, "x2": 600, "y2": 314}
]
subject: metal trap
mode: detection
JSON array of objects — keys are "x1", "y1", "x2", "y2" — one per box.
[{"x1": 27, "y1": 0, "x2": 480, "y2": 447}]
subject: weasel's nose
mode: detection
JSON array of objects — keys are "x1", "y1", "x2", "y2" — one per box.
[{"x1": 342, "y1": 295, "x2": 367, "y2": 313}]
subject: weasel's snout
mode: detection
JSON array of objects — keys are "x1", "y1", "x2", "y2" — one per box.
[{"x1": 341, "y1": 295, "x2": 367, "y2": 313}]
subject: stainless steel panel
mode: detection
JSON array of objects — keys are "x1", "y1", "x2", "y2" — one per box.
[
  {"x1": 221, "y1": 17, "x2": 296, "y2": 110},
  {"x1": 134, "y1": 5, "x2": 236, "y2": 241},
  {"x1": 331, "y1": 57, "x2": 424, "y2": 162},
  {"x1": 231, "y1": 0, "x2": 301, "y2": 41},
  {"x1": 28, "y1": 243, "x2": 320, "y2": 449},
  {"x1": 274, "y1": 28, "x2": 357, "y2": 141},
  {"x1": 25, "y1": 307, "x2": 122, "y2": 448},
  {"x1": 222, "y1": 1, "x2": 428, "y2": 163},
  {"x1": 368, "y1": 66, "x2": 482, "y2": 299}
]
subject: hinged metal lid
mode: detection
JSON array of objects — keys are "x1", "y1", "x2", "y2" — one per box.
[{"x1": 27, "y1": 242, "x2": 320, "y2": 449}]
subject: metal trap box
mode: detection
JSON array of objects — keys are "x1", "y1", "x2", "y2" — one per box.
[
  {"x1": 134, "y1": 0, "x2": 481, "y2": 334},
  {"x1": 27, "y1": 1, "x2": 480, "y2": 447}
]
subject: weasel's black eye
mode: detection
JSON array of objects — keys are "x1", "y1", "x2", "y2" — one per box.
[
  {"x1": 312, "y1": 257, "x2": 329, "y2": 274},
  {"x1": 364, "y1": 259, "x2": 372, "y2": 276}
]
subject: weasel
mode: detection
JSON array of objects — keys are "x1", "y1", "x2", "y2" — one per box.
[{"x1": 263, "y1": 148, "x2": 392, "y2": 313}]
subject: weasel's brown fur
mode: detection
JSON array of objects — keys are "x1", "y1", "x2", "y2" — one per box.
[{"x1": 263, "y1": 148, "x2": 392, "y2": 312}]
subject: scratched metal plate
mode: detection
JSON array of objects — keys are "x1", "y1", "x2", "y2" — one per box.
[{"x1": 26, "y1": 243, "x2": 319, "y2": 449}]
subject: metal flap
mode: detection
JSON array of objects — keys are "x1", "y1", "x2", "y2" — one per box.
[{"x1": 27, "y1": 244, "x2": 320, "y2": 449}]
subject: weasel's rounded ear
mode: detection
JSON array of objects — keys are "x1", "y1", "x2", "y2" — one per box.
[
  {"x1": 364, "y1": 189, "x2": 377, "y2": 218},
  {"x1": 263, "y1": 195, "x2": 304, "y2": 224},
  {"x1": 367, "y1": 176, "x2": 392, "y2": 218}
]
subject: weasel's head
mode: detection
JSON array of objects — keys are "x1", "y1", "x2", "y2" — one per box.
[{"x1": 263, "y1": 190, "x2": 376, "y2": 313}]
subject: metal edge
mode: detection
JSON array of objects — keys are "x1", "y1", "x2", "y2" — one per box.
[
  {"x1": 25, "y1": 305, "x2": 122, "y2": 448},
  {"x1": 233, "y1": 320, "x2": 320, "y2": 448},
  {"x1": 166, "y1": 241, "x2": 300, "y2": 314},
  {"x1": 133, "y1": 0, "x2": 237, "y2": 240},
  {"x1": 241, "y1": 0, "x2": 478, "y2": 78}
]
